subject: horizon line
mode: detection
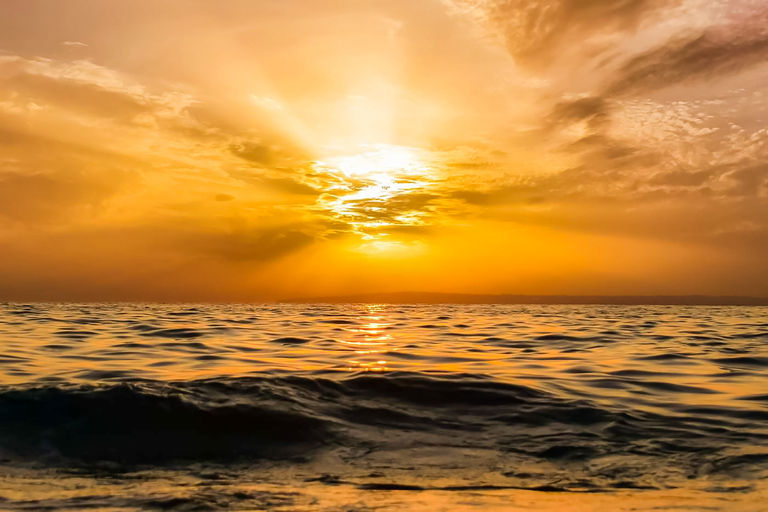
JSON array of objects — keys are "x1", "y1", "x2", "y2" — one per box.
[
  {"x1": 2, "y1": 292, "x2": 768, "y2": 306},
  {"x1": 279, "y1": 291, "x2": 768, "y2": 306}
]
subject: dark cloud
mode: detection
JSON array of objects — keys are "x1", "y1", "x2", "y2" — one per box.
[
  {"x1": 256, "y1": 176, "x2": 320, "y2": 196},
  {"x1": 534, "y1": 8, "x2": 768, "y2": 197},
  {"x1": 719, "y1": 164, "x2": 768, "y2": 197},
  {"x1": 648, "y1": 169, "x2": 714, "y2": 187},
  {"x1": 564, "y1": 134, "x2": 658, "y2": 171},
  {"x1": 457, "y1": 0, "x2": 677, "y2": 68},
  {"x1": 549, "y1": 97, "x2": 612, "y2": 128},
  {"x1": 538, "y1": 17, "x2": 768, "y2": 202},
  {"x1": 451, "y1": 131, "x2": 768, "y2": 205},
  {"x1": 0, "y1": 169, "x2": 134, "y2": 223},
  {"x1": 340, "y1": 192, "x2": 440, "y2": 224},
  {"x1": 228, "y1": 138, "x2": 314, "y2": 174},
  {"x1": 450, "y1": 183, "x2": 544, "y2": 206},
  {"x1": 546, "y1": 98, "x2": 655, "y2": 183},
  {"x1": 605, "y1": 17, "x2": 768, "y2": 97},
  {"x1": 451, "y1": 190, "x2": 496, "y2": 206},
  {"x1": 640, "y1": 164, "x2": 767, "y2": 196},
  {"x1": 469, "y1": 0, "x2": 768, "y2": 97},
  {"x1": 231, "y1": 142, "x2": 275, "y2": 165},
  {"x1": 214, "y1": 193, "x2": 235, "y2": 201},
  {"x1": 182, "y1": 226, "x2": 315, "y2": 262},
  {"x1": 454, "y1": 182, "x2": 768, "y2": 259}
]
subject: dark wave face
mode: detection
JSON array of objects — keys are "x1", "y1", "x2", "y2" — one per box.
[{"x1": 0, "y1": 303, "x2": 767, "y2": 510}]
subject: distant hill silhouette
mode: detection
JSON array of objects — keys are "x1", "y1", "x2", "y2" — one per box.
[{"x1": 282, "y1": 292, "x2": 768, "y2": 306}]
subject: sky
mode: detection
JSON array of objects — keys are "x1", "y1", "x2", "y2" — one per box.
[{"x1": 1, "y1": 0, "x2": 767, "y2": 301}]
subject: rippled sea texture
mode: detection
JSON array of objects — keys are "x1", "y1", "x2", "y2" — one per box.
[{"x1": 1, "y1": 303, "x2": 767, "y2": 511}]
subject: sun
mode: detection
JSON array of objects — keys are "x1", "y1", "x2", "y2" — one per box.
[
  {"x1": 313, "y1": 144, "x2": 435, "y2": 243},
  {"x1": 314, "y1": 143, "x2": 431, "y2": 208},
  {"x1": 319, "y1": 143, "x2": 426, "y2": 178}
]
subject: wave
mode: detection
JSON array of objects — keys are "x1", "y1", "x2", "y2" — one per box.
[
  {"x1": 1, "y1": 373, "x2": 767, "y2": 474},
  {"x1": 0, "y1": 379, "x2": 333, "y2": 464}
]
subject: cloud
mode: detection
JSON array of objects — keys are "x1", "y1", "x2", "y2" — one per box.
[
  {"x1": 231, "y1": 142, "x2": 276, "y2": 166},
  {"x1": 4, "y1": 71, "x2": 148, "y2": 120},
  {"x1": 447, "y1": 0, "x2": 679, "y2": 69},
  {"x1": 0, "y1": 169, "x2": 135, "y2": 224},
  {"x1": 508, "y1": 4, "x2": 768, "y2": 259},
  {"x1": 549, "y1": 97, "x2": 612, "y2": 127},
  {"x1": 1, "y1": 0, "x2": 768, "y2": 298},
  {"x1": 0, "y1": 56, "x2": 146, "y2": 99},
  {"x1": 256, "y1": 176, "x2": 320, "y2": 196},
  {"x1": 180, "y1": 226, "x2": 316, "y2": 262},
  {"x1": 717, "y1": 163, "x2": 768, "y2": 197},
  {"x1": 448, "y1": 150, "x2": 768, "y2": 250},
  {"x1": 605, "y1": 15, "x2": 768, "y2": 97},
  {"x1": 647, "y1": 169, "x2": 713, "y2": 187}
]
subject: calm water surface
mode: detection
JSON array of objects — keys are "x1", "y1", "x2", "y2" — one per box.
[{"x1": 0, "y1": 303, "x2": 767, "y2": 511}]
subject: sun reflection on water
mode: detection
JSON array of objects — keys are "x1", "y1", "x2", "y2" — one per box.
[{"x1": 341, "y1": 305, "x2": 393, "y2": 372}]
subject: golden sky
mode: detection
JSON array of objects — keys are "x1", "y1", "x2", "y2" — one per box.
[{"x1": 1, "y1": 0, "x2": 767, "y2": 301}]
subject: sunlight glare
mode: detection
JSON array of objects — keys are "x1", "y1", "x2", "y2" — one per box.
[
  {"x1": 314, "y1": 143, "x2": 435, "y2": 245},
  {"x1": 324, "y1": 144, "x2": 425, "y2": 177}
]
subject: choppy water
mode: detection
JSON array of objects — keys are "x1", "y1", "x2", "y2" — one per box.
[{"x1": 1, "y1": 303, "x2": 767, "y2": 511}]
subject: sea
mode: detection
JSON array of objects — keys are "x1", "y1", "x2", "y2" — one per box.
[{"x1": 0, "y1": 302, "x2": 767, "y2": 511}]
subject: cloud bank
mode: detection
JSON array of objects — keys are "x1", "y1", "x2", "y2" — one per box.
[{"x1": 0, "y1": 0, "x2": 766, "y2": 300}]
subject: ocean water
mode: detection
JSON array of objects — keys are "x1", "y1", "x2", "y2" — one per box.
[{"x1": 0, "y1": 303, "x2": 767, "y2": 511}]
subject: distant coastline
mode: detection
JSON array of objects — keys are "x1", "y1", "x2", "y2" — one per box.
[{"x1": 281, "y1": 292, "x2": 768, "y2": 306}]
